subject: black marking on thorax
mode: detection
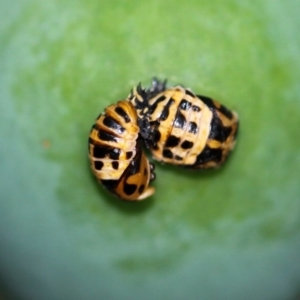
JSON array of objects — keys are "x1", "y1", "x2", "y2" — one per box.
[
  {"x1": 197, "y1": 95, "x2": 216, "y2": 110},
  {"x1": 148, "y1": 95, "x2": 166, "y2": 115},
  {"x1": 218, "y1": 104, "x2": 234, "y2": 120},
  {"x1": 101, "y1": 179, "x2": 118, "y2": 192},
  {"x1": 159, "y1": 98, "x2": 175, "y2": 121},
  {"x1": 195, "y1": 146, "x2": 223, "y2": 165},
  {"x1": 185, "y1": 89, "x2": 195, "y2": 97},
  {"x1": 198, "y1": 94, "x2": 234, "y2": 119},
  {"x1": 209, "y1": 112, "x2": 232, "y2": 142}
]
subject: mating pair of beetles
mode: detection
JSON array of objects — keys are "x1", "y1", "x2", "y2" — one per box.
[{"x1": 88, "y1": 78, "x2": 239, "y2": 201}]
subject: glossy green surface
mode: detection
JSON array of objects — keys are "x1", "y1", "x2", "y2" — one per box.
[{"x1": 1, "y1": 0, "x2": 300, "y2": 299}]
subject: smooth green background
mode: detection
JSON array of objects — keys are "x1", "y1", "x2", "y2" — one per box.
[{"x1": 1, "y1": 0, "x2": 300, "y2": 299}]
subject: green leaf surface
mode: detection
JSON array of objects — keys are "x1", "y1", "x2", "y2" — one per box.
[{"x1": 1, "y1": 0, "x2": 300, "y2": 299}]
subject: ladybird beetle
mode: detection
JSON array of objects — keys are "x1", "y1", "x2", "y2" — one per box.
[
  {"x1": 88, "y1": 100, "x2": 155, "y2": 201},
  {"x1": 128, "y1": 78, "x2": 239, "y2": 169}
]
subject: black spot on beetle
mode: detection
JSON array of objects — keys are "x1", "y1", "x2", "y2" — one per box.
[
  {"x1": 165, "y1": 135, "x2": 180, "y2": 147},
  {"x1": 92, "y1": 144, "x2": 121, "y2": 160},
  {"x1": 192, "y1": 105, "x2": 201, "y2": 112},
  {"x1": 138, "y1": 185, "x2": 145, "y2": 194},
  {"x1": 179, "y1": 99, "x2": 191, "y2": 111},
  {"x1": 103, "y1": 116, "x2": 125, "y2": 134},
  {"x1": 98, "y1": 130, "x2": 117, "y2": 142},
  {"x1": 174, "y1": 110, "x2": 186, "y2": 128},
  {"x1": 181, "y1": 140, "x2": 194, "y2": 149},
  {"x1": 94, "y1": 161, "x2": 104, "y2": 170},
  {"x1": 115, "y1": 106, "x2": 131, "y2": 123},
  {"x1": 126, "y1": 151, "x2": 133, "y2": 160},
  {"x1": 187, "y1": 122, "x2": 198, "y2": 134},
  {"x1": 153, "y1": 130, "x2": 161, "y2": 143},
  {"x1": 163, "y1": 149, "x2": 173, "y2": 159},
  {"x1": 112, "y1": 161, "x2": 119, "y2": 170},
  {"x1": 109, "y1": 148, "x2": 121, "y2": 160},
  {"x1": 93, "y1": 145, "x2": 111, "y2": 158},
  {"x1": 124, "y1": 183, "x2": 137, "y2": 195}
]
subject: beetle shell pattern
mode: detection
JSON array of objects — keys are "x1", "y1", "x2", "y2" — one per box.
[
  {"x1": 88, "y1": 100, "x2": 155, "y2": 201},
  {"x1": 129, "y1": 80, "x2": 239, "y2": 169}
]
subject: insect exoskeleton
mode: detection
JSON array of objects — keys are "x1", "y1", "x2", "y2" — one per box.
[
  {"x1": 88, "y1": 100, "x2": 155, "y2": 201},
  {"x1": 128, "y1": 78, "x2": 239, "y2": 169}
]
